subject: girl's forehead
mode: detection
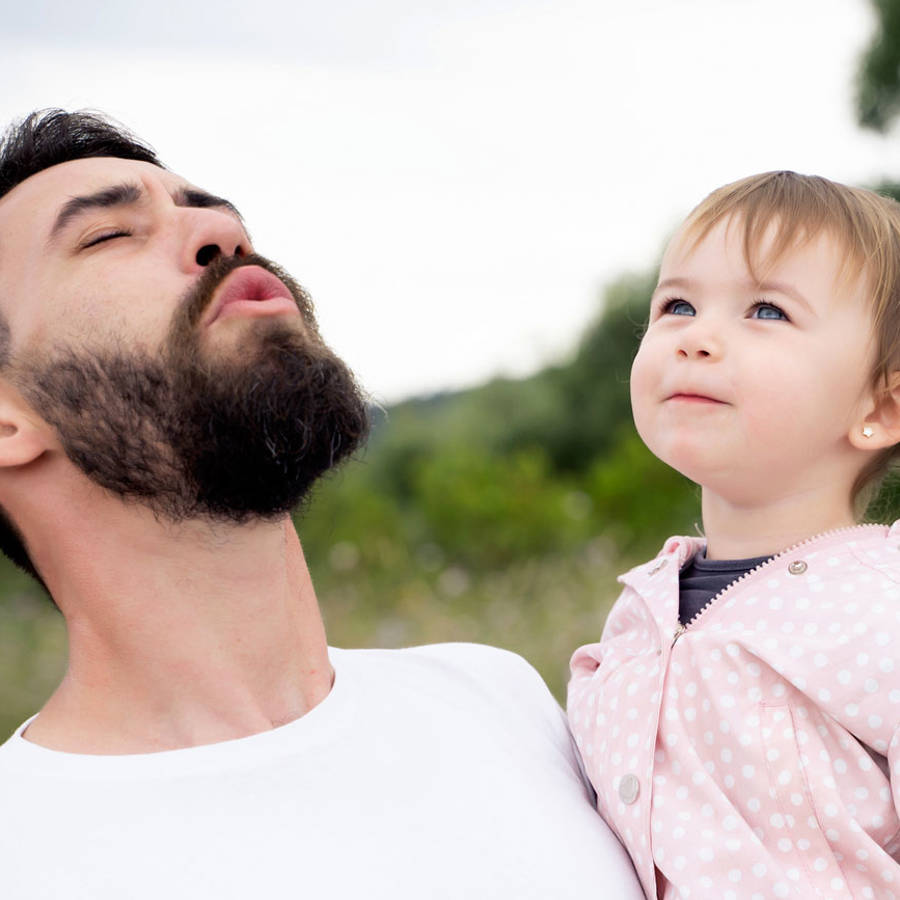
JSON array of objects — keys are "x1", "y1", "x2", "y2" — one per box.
[
  {"x1": 666, "y1": 215, "x2": 774, "y2": 261},
  {"x1": 662, "y1": 214, "x2": 853, "y2": 285},
  {"x1": 660, "y1": 218, "x2": 749, "y2": 278}
]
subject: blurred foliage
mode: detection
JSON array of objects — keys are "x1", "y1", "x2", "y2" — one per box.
[
  {"x1": 857, "y1": 0, "x2": 900, "y2": 131},
  {"x1": 0, "y1": 566, "x2": 66, "y2": 738},
  {"x1": 298, "y1": 269, "x2": 698, "y2": 582},
  {"x1": 868, "y1": 179, "x2": 900, "y2": 203}
]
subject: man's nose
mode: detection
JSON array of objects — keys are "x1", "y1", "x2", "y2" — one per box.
[
  {"x1": 195, "y1": 243, "x2": 238, "y2": 266},
  {"x1": 180, "y1": 209, "x2": 250, "y2": 272}
]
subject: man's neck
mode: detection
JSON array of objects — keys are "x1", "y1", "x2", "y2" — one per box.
[{"x1": 22, "y1": 512, "x2": 331, "y2": 755}]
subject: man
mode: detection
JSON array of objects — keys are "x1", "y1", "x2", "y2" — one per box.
[{"x1": 0, "y1": 110, "x2": 642, "y2": 899}]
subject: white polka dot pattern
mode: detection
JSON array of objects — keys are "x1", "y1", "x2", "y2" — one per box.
[{"x1": 568, "y1": 524, "x2": 900, "y2": 899}]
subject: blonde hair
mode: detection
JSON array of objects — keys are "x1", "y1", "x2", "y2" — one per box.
[{"x1": 679, "y1": 171, "x2": 900, "y2": 509}]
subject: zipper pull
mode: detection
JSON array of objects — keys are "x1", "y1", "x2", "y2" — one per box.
[{"x1": 671, "y1": 623, "x2": 686, "y2": 647}]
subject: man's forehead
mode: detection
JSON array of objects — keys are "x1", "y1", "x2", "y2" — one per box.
[{"x1": 0, "y1": 156, "x2": 191, "y2": 226}]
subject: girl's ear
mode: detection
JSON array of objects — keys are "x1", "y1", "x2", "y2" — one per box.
[
  {"x1": 0, "y1": 380, "x2": 53, "y2": 469},
  {"x1": 851, "y1": 371, "x2": 900, "y2": 451}
]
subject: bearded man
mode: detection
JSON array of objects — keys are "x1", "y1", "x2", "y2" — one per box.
[{"x1": 0, "y1": 110, "x2": 642, "y2": 899}]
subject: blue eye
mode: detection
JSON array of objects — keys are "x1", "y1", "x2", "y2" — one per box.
[
  {"x1": 664, "y1": 299, "x2": 695, "y2": 316},
  {"x1": 750, "y1": 302, "x2": 788, "y2": 321}
]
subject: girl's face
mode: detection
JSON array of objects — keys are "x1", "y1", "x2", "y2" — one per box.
[{"x1": 630, "y1": 216, "x2": 877, "y2": 510}]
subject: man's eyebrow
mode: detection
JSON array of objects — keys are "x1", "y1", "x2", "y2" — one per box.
[
  {"x1": 47, "y1": 182, "x2": 246, "y2": 244},
  {"x1": 174, "y1": 187, "x2": 244, "y2": 222},
  {"x1": 48, "y1": 182, "x2": 142, "y2": 242}
]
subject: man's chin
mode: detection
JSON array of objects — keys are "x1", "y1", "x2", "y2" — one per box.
[
  {"x1": 194, "y1": 313, "x2": 311, "y2": 361},
  {"x1": 15, "y1": 287, "x2": 366, "y2": 526}
]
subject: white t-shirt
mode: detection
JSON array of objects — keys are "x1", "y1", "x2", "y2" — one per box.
[{"x1": 0, "y1": 643, "x2": 643, "y2": 899}]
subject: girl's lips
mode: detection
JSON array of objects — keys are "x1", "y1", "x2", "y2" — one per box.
[
  {"x1": 205, "y1": 266, "x2": 299, "y2": 326},
  {"x1": 666, "y1": 393, "x2": 727, "y2": 404}
]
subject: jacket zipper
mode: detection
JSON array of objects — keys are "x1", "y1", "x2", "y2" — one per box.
[{"x1": 669, "y1": 522, "x2": 885, "y2": 648}]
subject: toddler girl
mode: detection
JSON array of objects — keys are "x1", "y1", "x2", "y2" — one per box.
[{"x1": 569, "y1": 172, "x2": 900, "y2": 899}]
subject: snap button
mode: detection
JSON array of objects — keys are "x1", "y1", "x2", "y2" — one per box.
[
  {"x1": 788, "y1": 560, "x2": 807, "y2": 575},
  {"x1": 618, "y1": 773, "x2": 640, "y2": 805}
]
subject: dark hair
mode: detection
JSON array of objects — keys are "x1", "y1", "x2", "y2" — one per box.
[
  {"x1": 0, "y1": 108, "x2": 162, "y2": 201},
  {"x1": 0, "y1": 109, "x2": 164, "y2": 594}
]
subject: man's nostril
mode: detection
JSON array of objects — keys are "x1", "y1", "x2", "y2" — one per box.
[{"x1": 196, "y1": 244, "x2": 221, "y2": 266}]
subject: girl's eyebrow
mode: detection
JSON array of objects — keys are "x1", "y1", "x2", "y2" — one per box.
[
  {"x1": 653, "y1": 276, "x2": 694, "y2": 297},
  {"x1": 755, "y1": 279, "x2": 812, "y2": 312}
]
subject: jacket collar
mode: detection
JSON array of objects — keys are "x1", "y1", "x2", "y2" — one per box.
[
  {"x1": 615, "y1": 535, "x2": 706, "y2": 631},
  {"x1": 616, "y1": 523, "x2": 899, "y2": 631},
  {"x1": 618, "y1": 534, "x2": 706, "y2": 588}
]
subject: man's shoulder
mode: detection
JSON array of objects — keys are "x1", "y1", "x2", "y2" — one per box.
[
  {"x1": 334, "y1": 640, "x2": 537, "y2": 671},
  {"x1": 332, "y1": 642, "x2": 551, "y2": 700},
  {"x1": 0, "y1": 716, "x2": 32, "y2": 766},
  {"x1": 332, "y1": 642, "x2": 567, "y2": 740}
]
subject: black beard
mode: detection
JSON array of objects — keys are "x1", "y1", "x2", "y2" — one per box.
[{"x1": 12, "y1": 253, "x2": 369, "y2": 523}]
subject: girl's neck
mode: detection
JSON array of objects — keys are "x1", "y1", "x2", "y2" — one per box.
[{"x1": 700, "y1": 489, "x2": 859, "y2": 560}]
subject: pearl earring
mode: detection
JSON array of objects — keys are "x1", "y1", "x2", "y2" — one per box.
[{"x1": 862, "y1": 426, "x2": 875, "y2": 438}]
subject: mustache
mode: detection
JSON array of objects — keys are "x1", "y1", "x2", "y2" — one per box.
[{"x1": 175, "y1": 252, "x2": 317, "y2": 332}]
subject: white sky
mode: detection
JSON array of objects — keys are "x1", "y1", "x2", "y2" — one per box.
[{"x1": 0, "y1": 0, "x2": 896, "y2": 403}]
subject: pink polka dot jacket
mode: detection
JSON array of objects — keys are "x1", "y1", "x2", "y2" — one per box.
[{"x1": 568, "y1": 524, "x2": 900, "y2": 899}]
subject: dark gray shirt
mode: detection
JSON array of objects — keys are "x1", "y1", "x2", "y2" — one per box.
[{"x1": 678, "y1": 551, "x2": 772, "y2": 626}]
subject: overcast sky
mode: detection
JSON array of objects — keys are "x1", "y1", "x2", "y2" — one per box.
[{"x1": 0, "y1": 0, "x2": 896, "y2": 402}]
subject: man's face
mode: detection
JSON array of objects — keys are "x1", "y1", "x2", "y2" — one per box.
[
  {"x1": 0, "y1": 157, "x2": 254, "y2": 357},
  {"x1": 0, "y1": 156, "x2": 368, "y2": 521}
]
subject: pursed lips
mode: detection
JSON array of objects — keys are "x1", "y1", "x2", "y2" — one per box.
[{"x1": 204, "y1": 266, "x2": 298, "y2": 327}]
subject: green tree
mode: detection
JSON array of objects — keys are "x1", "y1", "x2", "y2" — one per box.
[{"x1": 856, "y1": 0, "x2": 900, "y2": 131}]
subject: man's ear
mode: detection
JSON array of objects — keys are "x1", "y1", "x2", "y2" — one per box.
[
  {"x1": 0, "y1": 380, "x2": 52, "y2": 468},
  {"x1": 851, "y1": 371, "x2": 900, "y2": 451}
]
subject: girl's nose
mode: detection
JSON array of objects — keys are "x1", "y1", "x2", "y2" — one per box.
[
  {"x1": 677, "y1": 345, "x2": 712, "y2": 359},
  {"x1": 676, "y1": 324, "x2": 721, "y2": 360}
]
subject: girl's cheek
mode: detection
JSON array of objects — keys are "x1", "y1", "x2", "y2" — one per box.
[{"x1": 630, "y1": 344, "x2": 658, "y2": 398}]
